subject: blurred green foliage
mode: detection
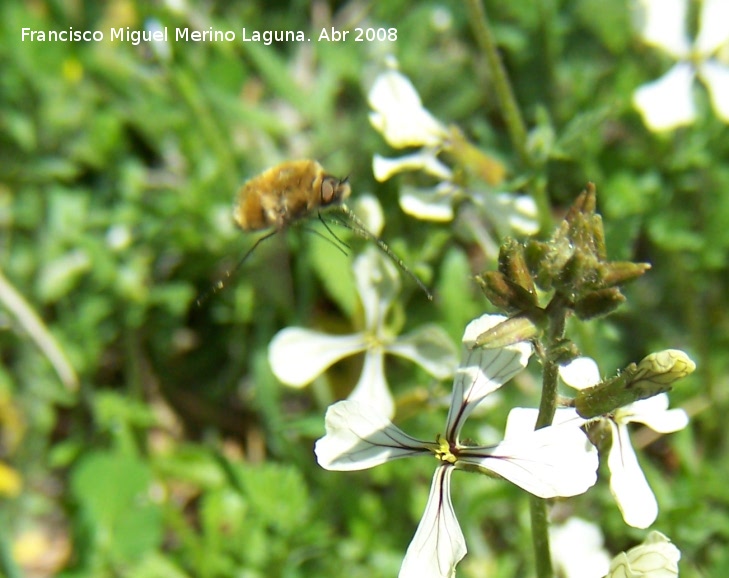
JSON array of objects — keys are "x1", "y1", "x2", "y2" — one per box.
[{"x1": 1, "y1": 0, "x2": 728, "y2": 577}]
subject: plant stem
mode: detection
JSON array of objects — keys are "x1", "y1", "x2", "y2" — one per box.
[
  {"x1": 529, "y1": 494, "x2": 554, "y2": 578},
  {"x1": 0, "y1": 268, "x2": 79, "y2": 391},
  {"x1": 536, "y1": 356, "x2": 560, "y2": 429},
  {"x1": 465, "y1": 0, "x2": 553, "y2": 234},
  {"x1": 529, "y1": 353, "x2": 560, "y2": 578},
  {"x1": 531, "y1": 299, "x2": 569, "y2": 578},
  {"x1": 466, "y1": 0, "x2": 529, "y2": 166}
]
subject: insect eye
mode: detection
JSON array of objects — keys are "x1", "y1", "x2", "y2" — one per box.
[{"x1": 321, "y1": 177, "x2": 339, "y2": 204}]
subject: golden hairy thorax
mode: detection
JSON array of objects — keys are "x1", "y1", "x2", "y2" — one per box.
[{"x1": 233, "y1": 160, "x2": 351, "y2": 231}]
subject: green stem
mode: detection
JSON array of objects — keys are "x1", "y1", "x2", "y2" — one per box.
[
  {"x1": 465, "y1": 0, "x2": 554, "y2": 235},
  {"x1": 531, "y1": 299, "x2": 569, "y2": 578},
  {"x1": 466, "y1": 0, "x2": 529, "y2": 166},
  {"x1": 528, "y1": 354, "x2": 559, "y2": 578},
  {"x1": 529, "y1": 494, "x2": 553, "y2": 578},
  {"x1": 536, "y1": 356, "x2": 560, "y2": 429},
  {"x1": 0, "y1": 268, "x2": 78, "y2": 391}
]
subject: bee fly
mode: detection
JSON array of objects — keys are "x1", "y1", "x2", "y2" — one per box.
[{"x1": 198, "y1": 160, "x2": 432, "y2": 304}]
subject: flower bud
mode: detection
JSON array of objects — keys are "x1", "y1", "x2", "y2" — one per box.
[
  {"x1": 524, "y1": 240, "x2": 555, "y2": 291},
  {"x1": 499, "y1": 239, "x2": 537, "y2": 301},
  {"x1": 574, "y1": 288, "x2": 626, "y2": 320},
  {"x1": 607, "y1": 531, "x2": 680, "y2": 578},
  {"x1": 631, "y1": 349, "x2": 696, "y2": 389},
  {"x1": 599, "y1": 261, "x2": 652, "y2": 288},
  {"x1": 474, "y1": 313, "x2": 542, "y2": 349},
  {"x1": 575, "y1": 349, "x2": 695, "y2": 419},
  {"x1": 475, "y1": 272, "x2": 538, "y2": 314},
  {"x1": 474, "y1": 271, "x2": 519, "y2": 312},
  {"x1": 556, "y1": 251, "x2": 598, "y2": 294},
  {"x1": 526, "y1": 236, "x2": 574, "y2": 292}
]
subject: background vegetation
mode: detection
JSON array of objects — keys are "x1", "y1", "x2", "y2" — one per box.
[{"x1": 1, "y1": 0, "x2": 728, "y2": 576}]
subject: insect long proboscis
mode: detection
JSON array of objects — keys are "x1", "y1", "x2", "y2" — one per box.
[{"x1": 338, "y1": 204, "x2": 433, "y2": 301}]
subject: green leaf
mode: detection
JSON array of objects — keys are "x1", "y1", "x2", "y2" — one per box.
[
  {"x1": 126, "y1": 552, "x2": 192, "y2": 578},
  {"x1": 234, "y1": 463, "x2": 309, "y2": 533},
  {"x1": 70, "y1": 451, "x2": 162, "y2": 564},
  {"x1": 154, "y1": 445, "x2": 228, "y2": 489}
]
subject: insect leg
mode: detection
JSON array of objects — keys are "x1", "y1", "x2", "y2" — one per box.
[
  {"x1": 195, "y1": 229, "x2": 279, "y2": 306},
  {"x1": 317, "y1": 211, "x2": 351, "y2": 250},
  {"x1": 300, "y1": 224, "x2": 349, "y2": 256}
]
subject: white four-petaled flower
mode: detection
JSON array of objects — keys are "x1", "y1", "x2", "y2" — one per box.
[
  {"x1": 559, "y1": 357, "x2": 689, "y2": 529},
  {"x1": 633, "y1": 0, "x2": 729, "y2": 130},
  {"x1": 268, "y1": 248, "x2": 457, "y2": 418},
  {"x1": 367, "y1": 66, "x2": 538, "y2": 234},
  {"x1": 315, "y1": 314, "x2": 599, "y2": 578},
  {"x1": 368, "y1": 67, "x2": 456, "y2": 221}
]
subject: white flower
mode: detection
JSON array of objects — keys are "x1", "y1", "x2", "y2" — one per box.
[
  {"x1": 373, "y1": 150, "x2": 453, "y2": 183},
  {"x1": 367, "y1": 68, "x2": 452, "y2": 195},
  {"x1": 398, "y1": 182, "x2": 460, "y2": 222},
  {"x1": 607, "y1": 531, "x2": 680, "y2": 577},
  {"x1": 352, "y1": 193, "x2": 385, "y2": 237},
  {"x1": 396, "y1": 182, "x2": 540, "y2": 232},
  {"x1": 550, "y1": 518, "x2": 611, "y2": 578},
  {"x1": 560, "y1": 357, "x2": 689, "y2": 528},
  {"x1": 268, "y1": 248, "x2": 457, "y2": 418},
  {"x1": 474, "y1": 190, "x2": 540, "y2": 237},
  {"x1": 316, "y1": 314, "x2": 599, "y2": 578},
  {"x1": 633, "y1": 0, "x2": 729, "y2": 130},
  {"x1": 367, "y1": 65, "x2": 538, "y2": 237},
  {"x1": 368, "y1": 69, "x2": 449, "y2": 148}
]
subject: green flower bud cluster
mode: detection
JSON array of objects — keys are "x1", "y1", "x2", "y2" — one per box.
[{"x1": 475, "y1": 184, "x2": 650, "y2": 348}]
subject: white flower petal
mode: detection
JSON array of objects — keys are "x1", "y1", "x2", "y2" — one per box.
[
  {"x1": 608, "y1": 531, "x2": 680, "y2": 578},
  {"x1": 459, "y1": 424, "x2": 598, "y2": 498},
  {"x1": 607, "y1": 421, "x2": 658, "y2": 529},
  {"x1": 446, "y1": 315, "x2": 532, "y2": 440},
  {"x1": 699, "y1": 60, "x2": 729, "y2": 123},
  {"x1": 268, "y1": 328, "x2": 367, "y2": 387},
  {"x1": 496, "y1": 192, "x2": 540, "y2": 235},
  {"x1": 696, "y1": 0, "x2": 729, "y2": 55},
  {"x1": 471, "y1": 190, "x2": 540, "y2": 236},
  {"x1": 616, "y1": 393, "x2": 689, "y2": 433},
  {"x1": 352, "y1": 194, "x2": 385, "y2": 237},
  {"x1": 399, "y1": 183, "x2": 457, "y2": 221},
  {"x1": 315, "y1": 400, "x2": 429, "y2": 471},
  {"x1": 636, "y1": 0, "x2": 691, "y2": 58},
  {"x1": 348, "y1": 349, "x2": 395, "y2": 419},
  {"x1": 354, "y1": 248, "x2": 400, "y2": 331},
  {"x1": 551, "y1": 518, "x2": 611, "y2": 578},
  {"x1": 633, "y1": 63, "x2": 697, "y2": 131},
  {"x1": 387, "y1": 325, "x2": 459, "y2": 379},
  {"x1": 368, "y1": 70, "x2": 424, "y2": 111},
  {"x1": 559, "y1": 357, "x2": 601, "y2": 390},
  {"x1": 399, "y1": 465, "x2": 466, "y2": 578},
  {"x1": 368, "y1": 70, "x2": 448, "y2": 148},
  {"x1": 503, "y1": 407, "x2": 540, "y2": 438},
  {"x1": 639, "y1": 407, "x2": 689, "y2": 433},
  {"x1": 373, "y1": 151, "x2": 453, "y2": 182},
  {"x1": 504, "y1": 407, "x2": 587, "y2": 439}
]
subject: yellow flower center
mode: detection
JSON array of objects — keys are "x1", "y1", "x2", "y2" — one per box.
[{"x1": 434, "y1": 434, "x2": 457, "y2": 464}]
